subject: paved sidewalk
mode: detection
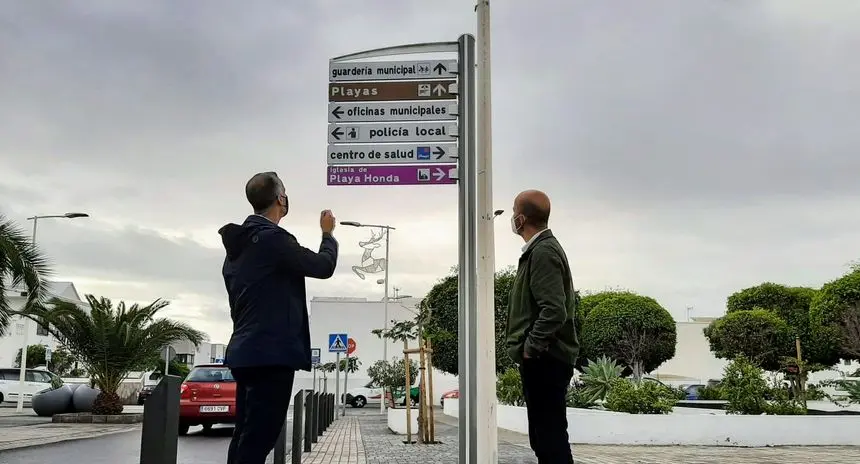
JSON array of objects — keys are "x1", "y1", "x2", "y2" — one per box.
[
  {"x1": 301, "y1": 417, "x2": 366, "y2": 464},
  {"x1": 0, "y1": 423, "x2": 140, "y2": 451}
]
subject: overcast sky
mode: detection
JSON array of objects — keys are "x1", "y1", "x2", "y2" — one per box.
[{"x1": 2, "y1": 0, "x2": 858, "y2": 344}]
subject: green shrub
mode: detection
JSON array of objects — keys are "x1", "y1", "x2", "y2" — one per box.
[
  {"x1": 805, "y1": 383, "x2": 826, "y2": 401},
  {"x1": 580, "y1": 356, "x2": 623, "y2": 401},
  {"x1": 604, "y1": 379, "x2": 676, "y2": 414},
  {"x1": 721, "y1": 357, "x2": 770, "y2": 415},
  {"x1": 496, "y1": 367, "x2": 525, "y2": 406},
  {"x1": 697, "y1": 384, "x2": 724, "y2": 400},
  {"x1": 566, "y1": 382, "x2": 600, "y2": 409},
  {"x1": 581, "y1": 294, "x2": 677, "y2": 377}
]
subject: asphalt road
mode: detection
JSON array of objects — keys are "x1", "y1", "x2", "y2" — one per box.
[{"x1": 0, "y1": 423, "x2": 292, "y2": 464}]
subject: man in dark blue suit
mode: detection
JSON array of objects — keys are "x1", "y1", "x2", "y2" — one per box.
[{"x1": 219, "y1": 171, "x2": 338, "y2": 464}]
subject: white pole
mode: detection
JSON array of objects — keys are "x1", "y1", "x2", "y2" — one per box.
[
  {"x1": 164, "y1": 346, "x2": 170, "y2": 376},
  {"x1": 16, "y1": 218, "x2": 37, "y2": 412},
  {"x1": 474, "y1": 1, "x2": 498, "y2": 462},
  {"x1": 381, "y1": 227, "x2": 391, "y2": 413},
  {"x1": 342, "y1": 351, "x2": 350, "y2": 417},
  {"x1": 335, "y1": 353, "x2": 341, "y2": 408}
]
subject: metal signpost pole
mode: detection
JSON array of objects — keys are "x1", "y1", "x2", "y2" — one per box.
[
  {"x1": 474, "y1": 1, "x2": 498, "y2": 462},
  {"x1": 342, "y1": 350, "x2": 349, "y2": 417},
  {"x1": 457, "y1": 33, "x2": 479, "y2": 464}
]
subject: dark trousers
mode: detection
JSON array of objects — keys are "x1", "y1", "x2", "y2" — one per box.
[
  {"x1": 520, "y1": 356, "x2": 574, "y2": 464},
  {"x1": 227, "y1": 366, "x2": 296, "y2": 464}
]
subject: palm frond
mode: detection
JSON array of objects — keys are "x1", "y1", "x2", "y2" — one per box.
[
  {"x1": 0, "y1": 216, "x2": 53, "y2": 334},
  {"x1": 28, "y1": 294, "x2": 206, "y2": 394}
]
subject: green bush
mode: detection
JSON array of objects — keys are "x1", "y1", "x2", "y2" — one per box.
[
  {"x1": 496, "y1": 367, "x2": 525, "y2": 406},
  {"x1": 581, "y1": 294, "x2": 677, "y2": 376},
  {"x1": 721, "y1": 357, "x2": 770, "y2": 415},
  {"x1": 805, "y1": 383, "x2": 826, "y2": 401},
  {"x1": 566, "y1": 382, "x2": 600, "y2": 409},
  {"x1": 604, "y1": 379, "x2": 677, "y2": 414},
  {"x1": 580, "y1": 356, "x2": 623, "y2": 401},
  {"x1": 697, "y1": 384, "x2": 724, "y2": 400},
  {"x1": 703, "y1": 309, "x2": 796, "y2": 372}
]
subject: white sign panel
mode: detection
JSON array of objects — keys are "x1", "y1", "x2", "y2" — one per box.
[
  {"x1": 327, "y1": 143, "x2": 458, "y2": 165},
  {"x1": 328, "y1": 122, "x2": 457, "y2": 144},
  {"x1": 328, "y1": 102, "x2": 458, "y2": 123},
  {"x1": 329, "y1": 59, "x2": 457, "y2": 82}
]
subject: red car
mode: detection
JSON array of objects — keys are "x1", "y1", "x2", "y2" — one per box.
[
  {"x1": 179, "y1": 364, "x2": 236, "y2": 435},
  {"x1": 440, "y1": 388, "x2": 459, "y2": 406}
]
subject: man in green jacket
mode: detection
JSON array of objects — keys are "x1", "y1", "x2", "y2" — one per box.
[{"x1": 505, "y1": 189, "x2": 578, "y2": 464}]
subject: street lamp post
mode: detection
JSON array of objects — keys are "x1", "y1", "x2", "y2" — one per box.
[
  {"x1": 340, "y1": 220, "x2": 394, "y2": 413},
  {"x1": 18, "y1": 212, "x2": 89, "y2": 412}
]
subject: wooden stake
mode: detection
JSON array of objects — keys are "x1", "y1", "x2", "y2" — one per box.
[
  {"x1": 426, "y1": 339, "x2": 436, "y2": 443},
  {"x1": 404, "y1": 339, "x2": 412, "y2": 443},
  {"x1": 418, "y1": 339, "x2": 429, "y2": 444}
]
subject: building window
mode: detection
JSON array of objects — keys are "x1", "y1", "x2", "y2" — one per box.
[
  {"x1": 36, "y1": 324, "x2": 49, "y2": 336},
  {"x1": 177, "y1": 354, "x2": 195, "y2": 365},
  {"x1": 16, "y1": 323, "x2": 24, "y2": 336}
]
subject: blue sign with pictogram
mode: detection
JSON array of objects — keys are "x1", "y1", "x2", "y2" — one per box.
[{"x1": 328, "y1": 333, "x2": 348, "y2": 353}]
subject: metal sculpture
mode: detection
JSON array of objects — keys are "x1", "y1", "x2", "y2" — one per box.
[{"x1": 351, "y1": 228, "x2": 387, "y2": 280}]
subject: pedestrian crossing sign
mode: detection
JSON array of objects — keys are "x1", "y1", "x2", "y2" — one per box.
[{"x1": 328, "y1": 333, "x2": 348, "y2": 353}]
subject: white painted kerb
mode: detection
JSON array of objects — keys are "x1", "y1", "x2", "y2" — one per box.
[{"x1": 443, "y1": 399, "x2": 860, "y2": 446}]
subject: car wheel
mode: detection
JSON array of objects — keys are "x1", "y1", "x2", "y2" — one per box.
[
  {"x1": 410, "y1": 396, "x2": 418, "y2": 408},
  {"x1": 0, "y1": 393, "x2": 4, "y2": 403},
  {"x1": 137, "y1": 398, "x2": 144, "y2": 406},
  {"x1": 353, "y1": 396, "x2": 366, "y2": 408},
  {"x1": 178, "y1": 423, "x2": 190, "y2": 436}
]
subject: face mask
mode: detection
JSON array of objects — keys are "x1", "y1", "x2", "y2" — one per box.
[
  {"x1": 510, "y1": 214, "x2": 522, "y2": 235},
  {"x1": 280, "y1": 194, "x2": 289, "y2": 219}
]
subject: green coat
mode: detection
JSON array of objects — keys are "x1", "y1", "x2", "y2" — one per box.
[{"x1": 505, "y1": 230, "x2": 579, "y2": 366}]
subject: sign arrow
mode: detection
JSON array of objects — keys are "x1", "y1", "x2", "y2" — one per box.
[
  {"x1": 432, "y1": 84, "x2": 446, "y2": 97},
  {"x1": 331, "y1": 127, "x2": 344, "y2": 140},
  {"x1": 331, "y1": 106, "x2": 344, "y2": 119},
  {"x1": 433, "y1": 146, "x2": 446, "y2": 159},
  {"x1": 433, "y1": 167, "x2": 446, "y2": 181},
  {"x1": 433, "y1": 63, "x2": 447, "y2": 75}
]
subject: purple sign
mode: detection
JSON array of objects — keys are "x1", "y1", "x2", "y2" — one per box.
[{"x1": 327, "y1": 164, "x2": 456, "y2": 186}]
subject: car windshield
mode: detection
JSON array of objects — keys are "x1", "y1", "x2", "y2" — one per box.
[{"x1": 185, "y1": 367, "x2": 234, "y2": 382}]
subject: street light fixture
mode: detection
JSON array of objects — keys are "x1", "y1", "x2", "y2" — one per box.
[
  {"x1": 340, "y1": 220, "x2": 396, "y2": 412},
  {"x1": 18, "y1": 212, "x2": 89, "y2": 412}
]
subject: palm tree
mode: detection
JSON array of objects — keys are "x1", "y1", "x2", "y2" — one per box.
[
  {"x1": 27, "y1": 295, "x2": 205, "y2": 415},
  {"x1": 0, "y1": 215, "x2": 52, "y2": 334}
]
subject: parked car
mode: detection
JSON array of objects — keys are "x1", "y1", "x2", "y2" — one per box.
[
  {"x1": 178, "y1": 364, "x2": 236, "y2": 435},
  {"x1": 392, "y1": 385, "x2": 421, "y2": 407},
  {"x1": 0, "y1": 368, "x2": 61, "y2": 403},
  {"x1": 681, "y1": 384, "x2": 706, "y2": 400},
  {"x1": 137, "y1": 371, "x2": 162, "y2": 404},
  {"x1": 343, "y1": 386, "x2": 383, "y2": 408},
  {"x1": 440, "y1": 389, "x2": 459, "y2": 406}
]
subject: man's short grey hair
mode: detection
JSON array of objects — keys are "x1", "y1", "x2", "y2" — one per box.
[{"x1": 245, "y1": 171, "x2": 284, "y2": 214}]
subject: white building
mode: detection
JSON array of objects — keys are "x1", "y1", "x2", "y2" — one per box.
[
  {"x1": 0, "y1": 281, "x2": 87, "y2": 368},
  {"x1": 303, "y1": 296, "x2": 459, "y2": 405},
  {"x1": 651, "y1": 317, "x2": 728, "y2": 384},
  {"x1": 170, "y1": 339, "x2": 227, "y2": 368}
]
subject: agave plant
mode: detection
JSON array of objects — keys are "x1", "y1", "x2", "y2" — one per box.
[
  {"x1": 0, "y1": 216, "x2": 52, "y2": 334},
  {"x1": 26, "y1": 295, "x2": 205, "y2": 415},
  {"x1": 580, "y1": 355, "x2": 624, "y2": 401}
]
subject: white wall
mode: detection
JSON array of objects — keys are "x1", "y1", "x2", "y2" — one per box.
[
  {"x1": 307, "y1": 296, "x2": 459, "y2": 404},
  {"x1": 651, "y1": 319, "x2": 728, "y2": 383}
]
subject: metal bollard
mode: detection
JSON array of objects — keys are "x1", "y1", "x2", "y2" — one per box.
[
  {"x1": 291, "y1": 390, "x2": 304, "y2": 463},
  {"x1": 312, "y1": 392, "x2": 320, "y2": 443},
  {"x1": 303, "y1": 390, "x2": 313, "y2": 451},
  {"x1": 140, "y1": 375, "x2": 181, "y2": 464},
  {"x1": 330, "y1": 393, "x2": 335, "y2": 423}
]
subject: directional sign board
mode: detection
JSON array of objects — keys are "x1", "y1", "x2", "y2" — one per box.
[
  {"x1": 311, "y1": 348, "x2": 321, "y2": 364},
  {"x1": 329, "y1": 80, "x2": 456, "y2": 102},
  {"x1": 328, "y1": 333, "x2": 348, "y2": 353},
  {"x1": 327, "y1": 143, "x2": 457, "y2": 165},
  {"x1": 330, "y1": 59, "x2": 457, "y2": 82},
  {"x1": 328, "y1": 164, "x2": 456, "y2": 186},
  {"x1": 329, "y1": 122, "x2": 456, "y2": 144},
  {"x1": 328, "y1": 102, "x2": 458, "y2": 123}
]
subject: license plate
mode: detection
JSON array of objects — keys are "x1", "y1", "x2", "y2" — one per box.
[{"x1": 199, "y1": 405, "x2": 229, "y2": 413}]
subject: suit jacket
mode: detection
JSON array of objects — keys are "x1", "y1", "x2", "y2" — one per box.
[
  {"x1": 219, "y1": 215, "x2": 338, "y2": 371},
  {"x1": 505, "y1": 229, "x2": 579, "y2": 366}
]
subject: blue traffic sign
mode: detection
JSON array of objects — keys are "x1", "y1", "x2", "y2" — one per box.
[
  {"x1": 311, "y1": 348, "x2": 321, "y2": 364},
  {"x1": 416, "y1": 146, "x2": 431, "y2": 160},
  {"x1": 328, "y1": 333, "x2": 348, "y2": 353}
]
